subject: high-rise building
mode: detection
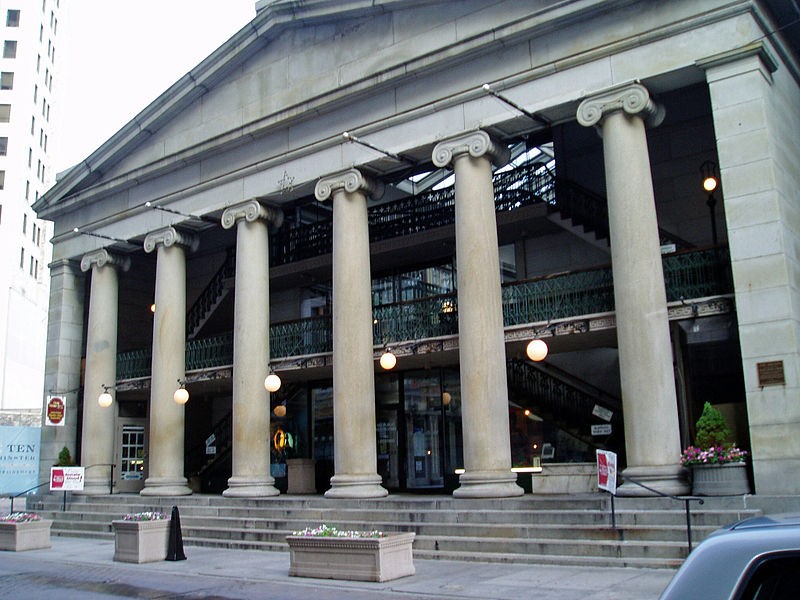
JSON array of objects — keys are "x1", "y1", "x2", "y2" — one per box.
[{"x1": 0, "y1": 1, "x2": 59, "y2": 411}]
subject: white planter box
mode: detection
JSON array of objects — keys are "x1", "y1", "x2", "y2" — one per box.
[
  {"x1": 286, "y1": 532, "x2": 415, "y2": 582},
  {"x1": 0, "y1": 519, "x2": 52, "y2": 551},
  {"x1": 691, "y1": 462, "x2": 750, "y2": 496},
  {"x1": 112, "y1": 519, "x2": 170, "y2": 563}
]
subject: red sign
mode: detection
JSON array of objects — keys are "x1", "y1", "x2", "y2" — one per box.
[
  {"x1": 596, "y1": 449, "x2": 617, "y2": 494},
  {"x1": 46, "y1": 396, "x2": 65, "y2": 426},
  {"x1": 50, "y1": 466, "x2": 84, "y2": 491}
]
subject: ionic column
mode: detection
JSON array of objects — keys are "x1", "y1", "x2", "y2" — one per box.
[
  {"x1": 432, "y1": 131, "x2": 523, "y2": 498},
  {"x1": 577, "y1": 82, "x2": 688, "y2": 496},
  {"x1": 315, "y1": 168, "x2": 387, "y2": 499},
  {"x1": 140, "y1": 227, "x2": 197, "y2": 496},
  {"x1": 221, "y1": 200, "x2": 283, "y2": 498},
  {"x1": 77, "y1": 249, "x2": 130, "y2": 495}
]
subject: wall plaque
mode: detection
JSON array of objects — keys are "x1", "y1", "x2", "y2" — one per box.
[{"x1": 757, "y1": 360, "x2": 785, "y2": 387}]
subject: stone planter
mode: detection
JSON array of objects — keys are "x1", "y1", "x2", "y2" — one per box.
[
  {"x1": 286, "y1": 532, "x2": 415, "y2": 582},
  {"x1": 112, "y1": 519, "x2": 170, "y2": 563},
  {"x1": 0, "y1": 519, "x2": 52, "y2": 551},
  {"x1": 691, "y1": 462, "x2": 750, "y2": 496}
]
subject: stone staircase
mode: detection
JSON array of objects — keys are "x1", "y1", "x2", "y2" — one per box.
[{"x1": 27, "y1": 493, "x2": 761, "y2": 569}]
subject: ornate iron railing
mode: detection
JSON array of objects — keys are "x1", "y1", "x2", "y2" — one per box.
[
  {"x1": 186, "y1": 249, "x2": 236, "y2": 339},
  {"x1": 116, "y1": 247, "x2": 732, "y2": 380},
  {"x1": 507, "y1": 358, "x2": 624, "y2": 451}
]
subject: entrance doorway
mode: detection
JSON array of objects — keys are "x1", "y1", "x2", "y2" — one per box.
[{"x1": 115, "y1": 418, "x2": 147, "y2": 493}]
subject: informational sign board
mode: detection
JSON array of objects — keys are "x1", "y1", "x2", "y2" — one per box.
[
  {"x1": 45, "y1": 396, "x2": 66, "y2": 426},
  {"x1": 596, "y1": 450, "x2": 617, "y2": 495},
  {"x1": 592, "y1": 404, "x2": 613, "y2": 422},
  {"x1": 50, "y1": 466, "x2": 85, "y2": 491},
  {"x1": 0, "y1": 426, "x2": 41, "y2": 494},
  {"x1": 591, "y1": 423, "x2": 613, "y2": 436}
]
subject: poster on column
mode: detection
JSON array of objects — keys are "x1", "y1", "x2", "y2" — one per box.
[
  {"x1": 46, "y1": 395, "x2": 67, "y2": 426},
  {"x1": 596, "y1": 449, "x2": 617, "y2": 495}
]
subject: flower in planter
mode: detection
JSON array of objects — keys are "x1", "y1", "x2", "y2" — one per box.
[
  {"x1": 680, "y1": 445, "x2": 748, "y2": 467},
  {"x1": 122, "y1": 511, "x2": 169, "y2": 521},
  {"x1": 0, "y1": 512, "x2": 42, "y2": 523},
  {"x1": 292, "y1": 524, "x2": 386, "y2": 538}
]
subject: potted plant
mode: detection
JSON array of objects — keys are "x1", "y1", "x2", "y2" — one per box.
[
  {"x1": 286, "y1": 524, "x2": 415, "y2": 582},
  {"x1": 0, "y1": 512, "x2": 52, "y2": 551},
  {"x1": 112, "y1": 511, "x2": 170, "y2": 563},
  {"x1": 681, "y1": 402, "x2": 750, "y2": 496}
]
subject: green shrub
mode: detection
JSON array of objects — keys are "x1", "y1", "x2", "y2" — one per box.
[{"x1": 694, "y1": 402, "x2": 731, "y2": 448}]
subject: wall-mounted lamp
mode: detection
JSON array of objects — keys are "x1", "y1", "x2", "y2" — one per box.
[
  {"x1": 150, "y1": 303, "x2": 156, "y2": 314},
  {"x1": 264, "y1": 367, "x2": 282, "y2": 393},
  {"x1": 98, "y1": 384, "x2": 114, "y2": 408},
  {"x1": 526, "y1": 338, "x2": 549, "y2": 362},
  {"x1": 700, "y1": 160, "x2": 719, "y2": 246},
  {"x1": 273, "y1": 401, "x2": 287, "y2": 418},
  {"x1": 379, "y1": 348, "x2": 397, "y2": 371},
  {"x1": 442, "y1": 391, "x2": 452, "y2": 406},
  {"x1": 174, "y1": 379, "x2": 190, "y2": 405}
]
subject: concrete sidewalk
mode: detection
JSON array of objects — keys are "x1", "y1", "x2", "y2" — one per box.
[{"x1": 0, "y1": 535, "x2": 675, "y2": 599}]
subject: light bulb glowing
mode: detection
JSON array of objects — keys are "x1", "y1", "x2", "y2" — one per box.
[
  {"x1": 379, "y1": 350, "x2": 397, "y2": 370},
  {"x1": 526, "y1": 339, "x2": 549, "y2": 362},
  {"x1": 173, "y1": 387, "x2": 189, "y2": 405},
  {"x1": 264, "y1": 373, "x2": 282, "y2": 393},
  {"x1": 98, "y1": 392, "x2": 113, "y2": 408}
]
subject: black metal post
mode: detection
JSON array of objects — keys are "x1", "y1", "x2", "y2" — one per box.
[
  {"x1": 109, "y1": 464, "x2": 115, "y2": 494},
  {"x1": 685, "y1": 498, "x2": 693, "y2": 552},
  {"x1": 62, "y1": 490, "x2": 67, "y2": 512},
  {"x1": 707, "y1": 193, "x2": 718, "y2": 246},
  {"x1": 610, "y1": 493, "x2": 616, "y2": 529}
]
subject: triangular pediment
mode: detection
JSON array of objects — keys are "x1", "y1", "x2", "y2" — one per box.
[{"x1": 42, "y1": 0, "x2": 553, "y2": 215}]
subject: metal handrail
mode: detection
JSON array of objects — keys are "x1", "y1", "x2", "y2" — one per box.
[
  {"x1": 616, "y1": 476, "x2": 705, "y2": 552},
  {"x1": 6, "y1": 481, "x2": 50, "y2": 513}
]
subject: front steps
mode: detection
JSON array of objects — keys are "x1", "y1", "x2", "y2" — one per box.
[{"x1": 27, "y1": 493, "x2": 761, "y2": 569}]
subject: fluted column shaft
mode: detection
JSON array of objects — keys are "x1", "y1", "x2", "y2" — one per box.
[
  {"x1": 222, "y1": 200, "x2": 283, "y2": 498},
  {"x1": 78, "y1": 249, "x2": 129, "y2": 495},
  {"x1": 577, "y1": 82, "x2": 688, "y2": 496},
  {"x1": 140, "y1": 227, "x2": 197, "y2": 496},
  {"x1": 433, "y1": 131, "x2": 523, "y2": 498},
  {"x1": 315, "y1": 169, "x2": 387, "y2": 498}
]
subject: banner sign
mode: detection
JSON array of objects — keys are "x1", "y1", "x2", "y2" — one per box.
[
  {"x1": 596, "y1": 449, "x2": 617, "y2": 495},
  {"x1": 46, "y1": 395, "x2": 66, "y2": 426},
  {"x1": 0, "y1": 426, "x2": 41, "y2": 494},
  {"x1": 50, "y1": 466, "x2": 85, "y2": 491}
]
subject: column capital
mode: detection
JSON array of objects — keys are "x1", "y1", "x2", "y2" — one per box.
[
  {"x1": 80, "y1": 248, "x2": 131, "y2": 273},
  {"x1": 143, "y1": 226, "x2": 199, "y2": 254},
  {"x1": 432, "y1": 130, "x2": 510, "y2": 168},
  {"x1": 577, "y1": 82, "x2": 664, "y2": 128},
  {"x1": 314, "y1": 168, "x2": 383, "y2": 202},
  {"x1": 221, "y1": 200, "x2": 284, "y2": 230},
  {"x1": 48, "y1": 258, "x2": 82, "y2": 277}
]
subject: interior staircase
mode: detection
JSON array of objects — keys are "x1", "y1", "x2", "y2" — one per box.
[{"x1": 28, "y1": 493, "x2": 760, "y2": 569}]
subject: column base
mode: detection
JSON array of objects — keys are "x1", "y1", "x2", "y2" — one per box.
[
  {"x1": 616, "y1": 464, "x2": 690, "y2": 497},
  {"x1": 324, "y1": 473, "x2": 388, "y2": 499},
  {"x1": 223, "y1": 476, "x2": 280, "y2": 498},
  {"x1": 140, "y1": 476, "x2": 192, "y2": 497},
  {"x1": 453, "y1": 470, "x2": 524, "y2": 498}
]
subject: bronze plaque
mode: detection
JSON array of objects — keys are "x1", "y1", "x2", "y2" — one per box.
[{"x1": 757, "y1": 361, "x2": 785, "y2": 387}]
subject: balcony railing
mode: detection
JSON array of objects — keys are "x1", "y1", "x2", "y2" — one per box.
[{"x1": 116, "y1": 247, "x2": 732, "y2": 381}]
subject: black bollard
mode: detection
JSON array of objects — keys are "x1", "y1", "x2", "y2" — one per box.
[{"x1": 165, "y1": 505, "x2": 187, "y2": 561}]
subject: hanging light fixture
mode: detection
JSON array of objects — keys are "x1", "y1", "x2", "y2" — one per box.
[
  {"x1": 98, "y1": 384, "x2": 113, "y2": 408},
  {"x1": 379, "y1": 348, "x2": 397, "y2": 370},
  {"x1": 173, "y1": 379, "x2": 190, "y2": 405},
  {"x1": 273, "y1": 402, "x2": 287, "y2": 418},
  {"x1": 442, "y1": 391, "x2": 452, "y2": 406},
  {"x1": 526, "y1": 338, "x2": 549, "y2": 362},
  {"x1": 264, "y1": 365, "x2": 282, "y2": 392}
]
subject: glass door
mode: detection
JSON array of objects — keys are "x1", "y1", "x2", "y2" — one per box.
[
  {"x1": 403, "y1": 373, "x2": 444, "y2": 489},
  {"x1": 115, "y1": 419, "x2": 147, "y2": 493}
]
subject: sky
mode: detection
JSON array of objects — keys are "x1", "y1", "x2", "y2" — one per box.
[{"x1": 53, "y1": 0, "x2": 256, "y2": 173}]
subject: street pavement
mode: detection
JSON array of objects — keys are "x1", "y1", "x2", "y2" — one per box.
[{"x1": 0, "y1": 534, "x2": 676, "y2": 600}]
